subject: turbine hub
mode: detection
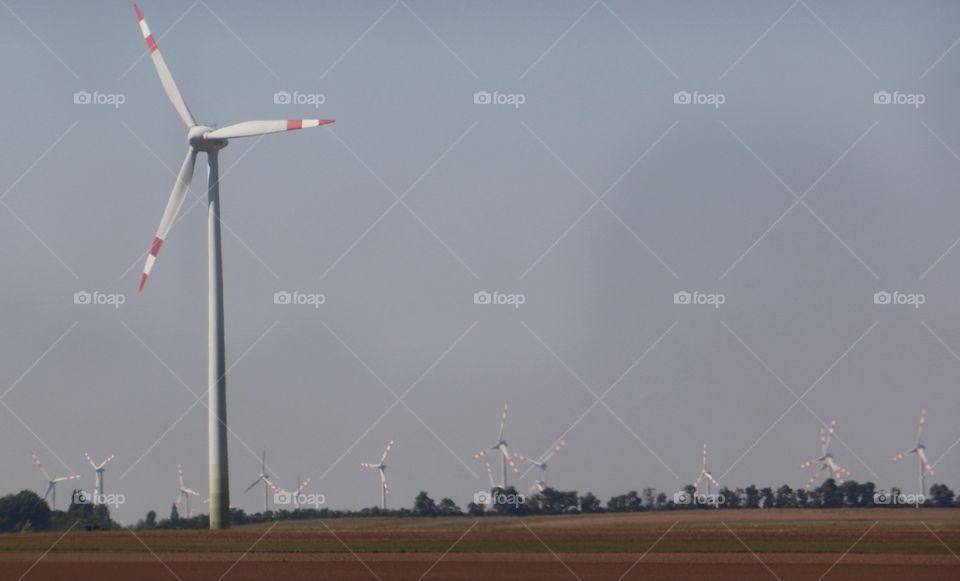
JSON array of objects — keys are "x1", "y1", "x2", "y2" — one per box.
[{"x1": 188, "y1": 125, "x2": 228, "y2": 152}]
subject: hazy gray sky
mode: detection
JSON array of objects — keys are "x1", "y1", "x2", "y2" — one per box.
[{"x1": 2, "y1": 0, "x2": 960, "y2": 522}]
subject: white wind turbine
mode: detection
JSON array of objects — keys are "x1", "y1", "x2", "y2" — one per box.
[
  {"x1": 474, "y1": 403, "x2": 518, "y2": 488},
  {"x1": 244, "y1": 449, "x2": 271, "y2": 513},
  {"x1": 176, "y1": 464, "x2": 201, "y2": 518},
  {"x1": 32, "y1": 454, "x2": 79, "y2": 511},
  {"x1": 893, "y1": 409, "x2": 935, "y2": 496},
  {"x1": 800, "y1": 419, "x2": 851, "y2": 488},
  {"x1": 131, "y1": 5, "x2": 334, "y2": 529},
  {"x1": 84, "y1": 452, "x2": 114, "y2": 504},
  {"x1": 692, "y1": 444, "x2": 720, "y2": 507},
  {"x1": 514, "y1": 440, "x2": 565, "y2": 493},
  {"x1": 360, "y1": 440, "x2": 394, "y2": 509}
]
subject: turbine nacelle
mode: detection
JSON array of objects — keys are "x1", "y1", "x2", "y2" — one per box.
[{"x1": 188, "y1": 126, "x2": 228, "y2": 152}]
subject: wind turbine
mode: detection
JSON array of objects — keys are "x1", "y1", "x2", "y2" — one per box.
[
  {"x1": 131, "y1": 5, "x2": 334, "y2": 529},
  {"x1": 32, "y1": 454, "x2": 79, "y2": 511},
  {"x1": 84, "y1": 452, "x2": 114, "y2": 504},
  {"x1": 176, "y1": 464, "x2": 201, "y2": 518},
  {"x1": 474, "y1": 403, "x2": 517, "y2": 488},
  {"x1": 692, "y1": 444, "x2": 720, "y2": 507},
  {"x1": 360, "y1": 440, "x2": 394, "y2": 509},
  {"x1": 893, "y1": 409, "x2": 935, "y2": 496},
  {"x1": 244, "y1": 449, "x2": 271, "y2": 513},
  {"x1": 800, "y1": 419, "x2": 851, "y2": 488},
  {"x1": 514, "y1": 440, "x2": 565, "y2": 493}
]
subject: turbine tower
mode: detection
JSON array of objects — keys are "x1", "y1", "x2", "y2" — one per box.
[
  {"x1": 131, "y1": 5, "x2": 334, "y2": 529},
  {"x1": 693, "y1": 444, "x2": 720, "y2": 507},
  {"x1": 84, "y1": 452, "x2": 114, "y2": 504},
  {"x1": 474, "y1": 403, "x2": 517, "y2": 488},
  {"x1": 32, "y1": 454, "x2": 79, "y2": 511},
  {"x1": 514, "y1": 440, "x2": 565, "y2": 493},
  {"x1": 361, "y1": 440, "x2": 394, "y2": 509},
  {"x1": 893, "y1": 409, "x2": 935, "y2": 496},
  {"x1": 800, "y1": 419, "x2": 851, "y2": 488},
  {"x1": 244, "y1": 449, "x2": 271, "y2": 513},
  {"x1": 176, "y1": 464, "x2": 201, "y2": 518}
]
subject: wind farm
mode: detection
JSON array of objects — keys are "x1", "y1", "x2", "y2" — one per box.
[{"x1": 2, "y1": 1, "x2": 960, "y2": 580}]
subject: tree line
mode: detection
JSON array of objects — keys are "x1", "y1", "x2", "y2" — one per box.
[{"x1": 0, "y1": 480, "x2": 956, "y2": 532}]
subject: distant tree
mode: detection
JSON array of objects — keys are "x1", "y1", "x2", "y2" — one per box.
[
  {"x1": 929, "y1": 484, "x2": 955, "y2": 508},
  {"x1": 170, "y1": 503, "x2": 180, "y2": 521},
  {"x1": 759, "y1": 487, "x2": 775, "y2": 508},
  {"x1": 818, "y1": 479, "x2": 843, "y2": 508},
  {"x1": 414, "y1": 491, "x2": 438, "y2": 517},
  {"x1": 0, "y1": 490, "x2": 51, "y2": 532},
  {"x1": 145, "y1": 510, "x2": 157, "y2": 528},
  {"x1": 536, "y1": 488, "x2": 577, "y2": 514},
  {"x1": 437, "y1": 498, "x2": 461, "y2": 516},
  {"x1": 607, "y1": 490, "x2": 642, "y2": 512},
  {"x1": 466, "y1": 501, "x2": 485, "y2": 516},
  {"x1": 743, "y1": 485, "x2": 760, "y2": 508},
  {"x1": 579, "y1": 492, "x2": 602, "y2": 513},
  {"x1": 719, "y1": 487, "x2": 740, "y2": 508},
  {"x1": 775, "y1": 485, "x2": 796, "y2": 508},
  {"x1": 796, "y1": 488, "x2": 809, "y2": 507},
  {"x1": 655, "y1": 493, "x2": 668, "y2": 509}
]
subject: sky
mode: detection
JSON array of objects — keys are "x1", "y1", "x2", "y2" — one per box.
[{"x1": 1, "y1": 0, "x2": 960, "y2": 523}]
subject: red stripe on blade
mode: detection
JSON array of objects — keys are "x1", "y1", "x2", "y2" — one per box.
[
  {"x1": 146, "y1": 35, "x2": 158, "y2": 53},
  {"x1": 134, "y1": 4, "x2": 144, "y2": 21},
  {"x1": 139, "y1": 273, "x2": 148, "y2": 292},
  {"x1": 149, "y1": 237, "x2": 163, "y2": 257},
  {"x1": 286, "y1": 120, "x2": 303, "y2": 131}
]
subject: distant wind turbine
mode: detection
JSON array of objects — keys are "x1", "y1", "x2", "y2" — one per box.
[
  {"x1": 800, "y1": 419, "x2": 850, "y2": 488},
  {"x1": 84, "y1": 452, "x2": 114, "y2": 504},
  {"x1": 474, "y1": 403, "x2": 517, "y2": 488},
  {"x1": 32, "y1": 454, "x2": 79, "y2": 511},
  {"x1": 361, "y1": 441, "x2": 394, "y2": 509},
  {"x1": 893, "y1": 409, "x2": 935, "y2": 496}
]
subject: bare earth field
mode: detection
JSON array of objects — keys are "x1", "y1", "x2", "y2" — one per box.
[{"x1": 1, "y1": 509, "x2": 959, "y2": 580}]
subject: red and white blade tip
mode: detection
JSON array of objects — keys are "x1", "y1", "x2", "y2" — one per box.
[
  {"x1": 139, "y1": 237, "x2": 164, "y2": 291},
  {"x1": 286, "y1": 119, "x2": 335, "y2": 131},
  {"x1": 133, "y1": 5, "x2": 159, "y2": 54}
]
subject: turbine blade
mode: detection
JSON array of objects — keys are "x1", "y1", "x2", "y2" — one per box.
[
  {"x1": 380, "y1": 440, "x2": 393, "y2": 464},
  {"x1": 204, "y1": 119, "x2": 334, "y2": 140},
  {"x1": 139, "y1": 148, "x2": 198, "y2": 291},
  {"x1": 177, "y1": 464, "x2": 184, "y2": 489},
  {"x1": 134, "y1": 5, "x2": 195, "y2": 127},
  {"x1": 915, "y1": 409, "x2": 927, "y2": 446},
  {"x1": 245, "y1": 477, "x2": 263, "y2": 492},
  {"x1": 32, "y1": 454, "x2": 50, "y2": 481},
  {"x1": 84, "y1": 452, "x2": 97, "y2": 470},
  {"x1": 498, "y1": 403, "x2": 508, "y2": 441}
]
